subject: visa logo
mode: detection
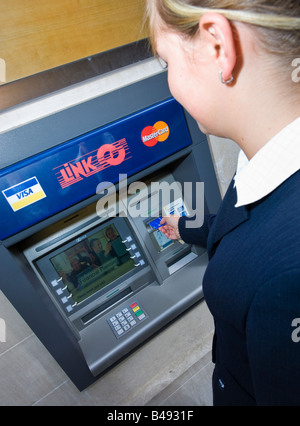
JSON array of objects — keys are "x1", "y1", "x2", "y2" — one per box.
[
  {"x1": 16, "y1": 188, "x2": 34, "y2": 199},
  {"x1": 2, "y1": 177, "x2": 46, "y2": 212}
]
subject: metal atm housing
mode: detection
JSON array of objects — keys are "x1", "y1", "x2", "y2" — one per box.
[{"x1": 0, "y1": 72, "x2": 221, "y2": 390}]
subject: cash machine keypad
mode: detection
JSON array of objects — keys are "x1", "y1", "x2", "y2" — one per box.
[{"x1": 108, "y1": 301, "x2": 148, "y2": 339}]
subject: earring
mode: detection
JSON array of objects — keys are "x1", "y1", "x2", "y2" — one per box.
[{"x1": 219, "y1": 70, "x2": 234, "y2": 85}]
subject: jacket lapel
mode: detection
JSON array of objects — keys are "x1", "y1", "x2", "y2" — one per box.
[{"x1": 207, "y1": 179, "x2": 250, "y2": 258}]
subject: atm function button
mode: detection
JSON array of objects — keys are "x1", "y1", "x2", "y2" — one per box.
[
  {"x1": 137, "y1": 313, "x2": 146, "y2": 321},
  {"x1": 122, "y1": 236, "x2": 133, "y2": 245},
  {"x1": 135, "y1": 309, "x2": 145, "y2": 318},
  {"x1": 132, "y1": 305, "x2": 146, "y2": 321},
  {"x1": 66, "y1": 305, "x2": 73, "y2": 313},
  {"x1": 134, "y1": 259, "x2": 145, "y2": 267},
  {"x1": 130, "y1": 302, "x2": 138, "y2": 309}
]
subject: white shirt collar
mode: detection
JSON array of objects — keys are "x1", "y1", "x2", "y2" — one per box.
[{"x1": 234, "y1": 117, "x2": 300, "y2": 207}]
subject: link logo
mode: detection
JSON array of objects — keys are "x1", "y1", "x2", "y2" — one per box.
[
  {"x1": 54, "y1": 139, "x2": 130, "y2": 189},
  {"x1": 141, "y1": 121, "x2": 170, "y2": 147},
  {"x1": 0, "y1": 318, "x2": 6, "y2": 343}
]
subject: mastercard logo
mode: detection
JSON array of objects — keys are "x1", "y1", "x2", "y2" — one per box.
[{"x1": 141, "y1": 121, "x2": 170, "y2": 147}]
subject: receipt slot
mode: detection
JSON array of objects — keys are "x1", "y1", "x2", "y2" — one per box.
[{"x1": 0, "y1": 72, "x2": 221, "y2": 390}]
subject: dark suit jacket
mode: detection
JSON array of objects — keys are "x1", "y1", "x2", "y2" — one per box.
[{"x1": 179, "y1": 170, "x2": 300, "y2": 406}]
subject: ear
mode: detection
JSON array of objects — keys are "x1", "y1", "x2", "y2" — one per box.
[{"x1": 199, "y1": 12, "x2": 237, "y2": 82}]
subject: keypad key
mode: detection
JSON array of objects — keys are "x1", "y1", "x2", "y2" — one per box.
[{"x1": 107, "y1": 301, "x2": 148, "y2": 339}]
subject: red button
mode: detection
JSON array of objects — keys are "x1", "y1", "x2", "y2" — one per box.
[{"x1": 130, "y1": 302, "x2": 137, "y2": 309}]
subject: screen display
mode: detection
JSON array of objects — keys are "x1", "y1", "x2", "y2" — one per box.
[
  {"x1": 151, "y1": 229, "x2": 174, "y2": 252},
  {"x1": 50, "y1": 224, "x2": 135, "y2": 305},
  {"x1": 147, "y1": 218, "x2": 173, "y2": 252},
  {"x1": 147, "y1": 198, "x2": 188, "y2": 253}
]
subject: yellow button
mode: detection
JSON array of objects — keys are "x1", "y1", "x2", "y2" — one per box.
[{"x1": 133, "y1": 306, "x2": 140, "y2": 313}]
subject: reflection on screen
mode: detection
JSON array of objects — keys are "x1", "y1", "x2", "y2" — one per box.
[{"x1": 50, "y1": 224, "x2": 135, "y2": 305}]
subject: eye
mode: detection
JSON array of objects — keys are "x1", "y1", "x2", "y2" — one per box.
[{"x1": 157, "y1": 56, "x2": 168, "y2": 70}]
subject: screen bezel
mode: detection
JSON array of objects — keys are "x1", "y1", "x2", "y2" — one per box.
[{"x1": 34, "y1": 216, "x2": 148, "y2": 317}]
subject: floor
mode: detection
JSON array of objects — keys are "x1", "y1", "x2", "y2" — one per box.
[
  {"x1": 0, "y1": 289, "x2": 214, "y2": 406},
  {"x1": 147, "y1": 351, "x2": 214, "y2": 407}
]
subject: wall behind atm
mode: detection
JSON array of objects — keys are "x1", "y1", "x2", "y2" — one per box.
[{"x1": 0, "y1": 0, "x2": 148, "y2": 83}]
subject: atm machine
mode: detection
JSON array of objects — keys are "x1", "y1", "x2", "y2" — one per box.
[{"x1": 0, "y1": 71, "x2": 221, "y2": 390}]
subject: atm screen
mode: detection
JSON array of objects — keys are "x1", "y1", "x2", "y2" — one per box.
[
  {"x1": 36, "y1": 221, "x2": 138, "y2": 308},
  {"x1": 50, "y1": 225, "x2": 134, "y2": 305}
]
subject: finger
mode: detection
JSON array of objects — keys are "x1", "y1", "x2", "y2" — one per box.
[{"x1": 160, "y1": 217, "x2": 167, "y2": 225}]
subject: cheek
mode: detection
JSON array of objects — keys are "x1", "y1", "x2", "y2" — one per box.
[
  {"x1": 167, "y1": 64, "x2": 212, "y2": 133},
  {"x1": 168, "y1": 72, "x2": 197, "y2": 117},
  {"x1": 167, "y1": 70, "x2": 187, "y2": 107}
]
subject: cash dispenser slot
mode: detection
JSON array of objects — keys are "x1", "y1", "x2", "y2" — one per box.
[
  {"x1": 81, "y1": 287, "x2": 133, "y2": 325},
  {"x1": 0, "y1": 72, "x2": 221, "y2": 390},
  {"x1": 167, "y1": 249, "x2": 198, "y2": 275}
]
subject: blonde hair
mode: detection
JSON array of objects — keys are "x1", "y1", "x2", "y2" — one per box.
[{"x1": 147, "y1": 0, "x2": 300, "y2": 61}]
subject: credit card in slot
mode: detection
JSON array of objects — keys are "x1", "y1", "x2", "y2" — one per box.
[{"x1": 148, "y1": 217, "x2": 165, "y2": 230}]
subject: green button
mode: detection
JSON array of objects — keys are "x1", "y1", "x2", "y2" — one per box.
[{"x1": 135, "y1": 310, "x2": 143, "y2": 317}]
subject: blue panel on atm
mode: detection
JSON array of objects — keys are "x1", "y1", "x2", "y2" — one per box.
[{"x1": 0, "y1": 98, "x2": 192, "y2": 240}]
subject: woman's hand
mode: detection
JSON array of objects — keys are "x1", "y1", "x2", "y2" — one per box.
[{"x1": 159, "y1": 216, "x2": 180, "y2": 240}]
